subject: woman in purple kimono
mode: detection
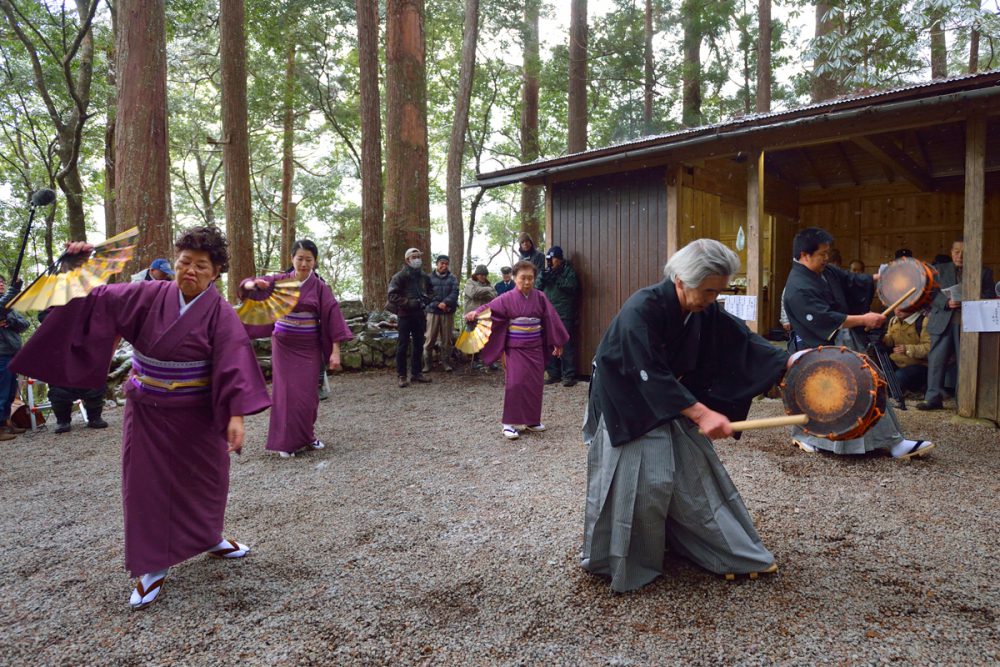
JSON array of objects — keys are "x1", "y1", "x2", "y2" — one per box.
[
  {"x1": 465, "y1": 260, "x2": 569, "y2": 439},
  {"x1": 239, "y1": 239, "x2": 353, "y2": 458},
  {"x1": 11, "y1": 226, "x2": 271, "y2": 610}
]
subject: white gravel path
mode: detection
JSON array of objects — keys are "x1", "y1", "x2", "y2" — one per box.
[{"x1": 1, "y1": 369, "x2": 998, "y2": 665}]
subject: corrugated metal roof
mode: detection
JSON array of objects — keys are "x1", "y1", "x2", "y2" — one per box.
[{"x1": 477, "y1": 70, "x2": 1000, "y2": 184}]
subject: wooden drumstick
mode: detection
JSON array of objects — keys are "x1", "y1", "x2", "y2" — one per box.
[
  {"x1": 729, "y1": 414, "x2": 808, "y2": 431},
  {"x1": 879, "y1": 286, "x2": 917, "y2": 318}
]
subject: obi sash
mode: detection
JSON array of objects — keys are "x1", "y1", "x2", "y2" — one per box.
[
  {"x1": 275, "y1": 311, "x2": 319, "y2": 334},
  {"x1": 508, "y1": 316, "x2": 542, "y2": 342},
  {"x1": 130, "y1": 350, "x2": 212, "y2": 397}
]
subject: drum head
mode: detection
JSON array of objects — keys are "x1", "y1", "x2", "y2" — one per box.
[
  {"x1": 878, "y1": 257, "x2": 930, "y2": 313},
  {"x1": 782, "y1": 346, "x2": 884, "y2": 440}
]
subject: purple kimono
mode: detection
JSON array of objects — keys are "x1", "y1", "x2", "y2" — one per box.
[
  {"x1": 478, "y1": 288, "x2": 569, "y2": 425},
  {"x1": 241, "y1": 272, "x2": 352, "y2": 453},
  {"x1": 10, "y1": 281, "x2": 271, "y2": 576}
]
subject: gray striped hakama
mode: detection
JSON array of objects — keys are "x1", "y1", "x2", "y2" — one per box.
[
  {"x1": 789, "y1": 329, "x2": 903, "y2": 455},
  {"x1": 582, "y1": 415, "x2": 774, "y2": 593}
]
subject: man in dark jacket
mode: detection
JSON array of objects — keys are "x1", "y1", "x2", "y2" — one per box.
[
  {"x1": 494, "y1": 266, "x2": 514, "y2": 295},
  {"x1": 423, "y1": 254, "x2": 459, "y2": 372},
  {"x1": 0, "y1": 276, "x2": 29, "y2": 440},
  {"x1": 538, "y1": 246, "x2": 579, "y2": 386},
  {"x1": 387, "y1": 248, "x2": 434, "y2": 387},
  {"x1": 517, "y1": 233, "x2": 545, "y2": 275}
]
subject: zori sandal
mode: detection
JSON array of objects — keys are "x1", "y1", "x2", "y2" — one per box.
[
  {"x1": 130, "y1": 571, "x2": 166, "y2": 610},
  {"x1": 207, "y1": 539, "x2": 250, "y2": 559},
  {"x1": 723, "y1": 562, "x2": 779, "y2": 581}
]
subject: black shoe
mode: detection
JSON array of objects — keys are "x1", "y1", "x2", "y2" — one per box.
[
  {"x1": 398, "y1": 376, "x2": 409, "y2": 388},
  {"x1": 411, "y1": 374, "x2": 432, "y2": 383},
  {"x1": 544, "y1": 376, "x2": 560, "y2": 385},
  {"x1": 915, "y1": 400, "x2": 943, "y2": 411},
  {"x1": 54, "y1": 422, "x2": 72, "y2": 434},
  {"x1": 562, "y1": 378, "x2": 578, "y2": 387},
  {"x1": 87, "y1": 419, "x2": 109, "y2": 429}
]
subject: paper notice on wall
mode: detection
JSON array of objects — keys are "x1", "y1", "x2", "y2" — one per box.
[
  {"x1": 962, "y1": 300, "x2": 1000, "y2": 332},
  {"x1": 719, "y1": 295, "x2": 757, "y2": 321}
]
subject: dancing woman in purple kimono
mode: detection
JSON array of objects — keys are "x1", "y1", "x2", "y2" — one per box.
[
  {"x1": 465, "y1": 260, "x2": 569, "y2": 440},
  {"x1": 240, "y1": 239, "x2": 353, "y2": 458},
  {"x1": 11, "y1": 226, "x2": 271, "y2": 610}
]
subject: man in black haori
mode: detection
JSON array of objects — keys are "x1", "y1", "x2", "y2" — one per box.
[{"x1": 582, "y1": 239, "x2": 789, "y2": 593}]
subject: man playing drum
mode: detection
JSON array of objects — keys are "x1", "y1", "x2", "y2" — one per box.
[{"x1": 782, "y1": 227, "x2": 933, "y2": 459}]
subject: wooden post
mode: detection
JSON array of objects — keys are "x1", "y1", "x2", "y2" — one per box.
[
  {"x1": 544, "y1": 183, "x2": 553, "y2": 248},
  {"x1": 746, "y1": 150, "x2": 765, "y2": 333},
  {"x1": 958, "y1": 113, "x2": 986, "y2": 417},
  {"x1": 666, "y1": 167, "x2": 681, "y2": 258}
]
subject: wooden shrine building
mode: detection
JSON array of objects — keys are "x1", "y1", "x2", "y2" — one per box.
[{"x1": 476, "y1": 72, "x2": 1000, "y2": 423}]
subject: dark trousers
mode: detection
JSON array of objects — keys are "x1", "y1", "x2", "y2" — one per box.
[
  {"x1": 925, "y1": 318, "x2": 961, "y2": 403},
  {"x1": 892, "y1": 363, "x2": 928, "y2": 395},
  {"x1": 0, "y1": 355, "x2": 16, "y2": 423},
  {"x1": 545, "y1": 317, "x2": 576, "y2": 380},
  {"x1": 48, "y1": 385, "x2": 105, "y2": 425},
  {"x1": 396, "y1": 313, "x2": 426, "y2": 379}
]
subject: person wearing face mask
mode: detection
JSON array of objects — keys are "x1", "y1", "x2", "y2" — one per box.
[
  {"x1": 387, "y1": 248, "x2": 434, "y2": 387},
  {"x1": 239, "y1": 239, "x2": 353, "y2": 458},
  {"x1": 10, "y1": 226, "x2": 271, "y2": 611}
]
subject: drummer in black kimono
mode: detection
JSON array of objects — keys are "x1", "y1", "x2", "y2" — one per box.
[
  {"x1": 582, "y1": 239, "x2": 792, "y2": 593},
  {"x1": 782, "y1": 227, "x2": 933, "y2": 459}
]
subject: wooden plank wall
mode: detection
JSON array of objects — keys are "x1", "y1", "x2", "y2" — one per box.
[
  {"x1": 550, "y1": 168, "x2": 669, "y2": 375},
  {"x1": 978, "y1": 333, "x2": 1000, "y2": 422}
]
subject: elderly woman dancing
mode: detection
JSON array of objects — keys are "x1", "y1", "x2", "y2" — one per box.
[
  {"x1": 240, "y1": 239, "x2": 352, "y2": 458},
  {"x1": 11, "y1": 226, "x2": 271, "y2": 610},
  {"x1": 582, "y1": 239, "x2": 794, "y2": 592},
  {"x1": 465, "y1": 260, "x2": 568, "y2": 440}
]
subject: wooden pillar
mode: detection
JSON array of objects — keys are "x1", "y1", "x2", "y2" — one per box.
[
  {"x1": 958, "y1": 113, "x2": 986, "y2": 417},
  {"x1": 666, "y1": 167, "x2": 681, "y2": 258},
  {"x1": 544, "y1": 183, "x2": 553, "y2": 247},
  {"x1": 746, "y1": 150, "x2": 765, "y2": 333}
]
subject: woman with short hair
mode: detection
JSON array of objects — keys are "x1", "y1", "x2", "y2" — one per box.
[
  {"x1": 240, "y1": 239, "x2": 353, "y2": 458},
  {"x1": 12, "y1": 226, "x2": 272, "y2": 609},
  {"x1": 465, "y1": 260, "x2": 568, "y2": 439}
]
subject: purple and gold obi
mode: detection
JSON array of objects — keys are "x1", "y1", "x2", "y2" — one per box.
[
  {"x1": 274, "y1": 311, "x2": 319, "y2": 335},
  {"x1": 130, "y1": 350, "x2": 212, "y2": 397},
  {"x1": 508, "y1": 316, "x2": 542, "y2": 345}
]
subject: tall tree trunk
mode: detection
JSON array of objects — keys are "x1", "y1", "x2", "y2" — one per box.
[
  {"x1": 567, "y1": 0, "x2": 588, "y2": 153},
  {"x1": 520, "y1": 0, "x2": 542, "y2": 242},
  {"x1": 680, "y1": 0, "x2": 702, "y2": 126},
  {"x1": 969, "y1": 27, "x2": 979, "y2": 73},
  {"x1": 811, "y1": 2, "x2": 839, "y2": 102},
  {"x1": 280, "y1": 40, "x2": 296, "y2": 269},
  {"x1": 756, "y1": 0, "x2": 771, "y2": 113},
  {"x1": 930, "y1": 12, "x2": 947, "y2": 79},
  {"x1": 115, "y1": 0, "x2": 171, "y2": 270},
  {"x1": 104, "y1": 5, "x2": 117, "y2": 240},
  {"x1": 643, "y1": 0, "x2": 654, "y2": 131},
  {"x1": 220, "y1": 0, "x2": 256, "y2": 299},
  {"x1": 384, "y1": 0, "x2": 431, "y2": 271},
  {"x1": 446, "y1": 0, "x2": 479, "y2": 277},
  {"x1": 356, "y1": 0, "x2": 388, "y2": 309}
]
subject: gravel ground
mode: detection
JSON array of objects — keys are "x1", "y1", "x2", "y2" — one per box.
[{"x1": 1, "y1": 368, "x2": 998, "y2": 666}]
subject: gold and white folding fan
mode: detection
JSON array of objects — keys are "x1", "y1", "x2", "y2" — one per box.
[
  {"x1": 234, "y1": 278, "x2": 301, "y2": 325},
  {"x1": 455, "y1": 307, "x2": 493, "y2": 354}
]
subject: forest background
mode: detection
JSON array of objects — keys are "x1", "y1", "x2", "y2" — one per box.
[{"x1": 1, "y1": 0, "x2": 999, "y2": 306}]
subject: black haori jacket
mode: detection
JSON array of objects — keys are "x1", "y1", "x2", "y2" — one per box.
[
  {"x1": 783, "y1": 262, "x2": 873, "y2": 349},
  {"x1": 586, "y1": 279, "x2": 788, "y2": 447}
]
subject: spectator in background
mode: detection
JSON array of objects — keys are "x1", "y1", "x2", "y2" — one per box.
[
  {"x1": 494, "y1": 266, "x2": 514, "y2": 295},
  {"x1": 464, "y1": 265, "x2": 497, "y2": 370},
  {"x1": 37, "y1": 307, "x2": 108, "y2": 433},
  {"x1": 918, "y1": 237, "x2": 995, "y2": 410},
  {"x1": 423, "y1": 255, "x2": 459, "y2": 373},
  {"x1": 517, "y1": 233, "x2": 545, "y2": 275},
  {"x1": 538, "y1": 246, "x2": 580, "y2": 387},
  {"x1": 131, "y1": 258, "x2": 174, "y2": 282},
  {"x1": 828, "y1": 248, "x2": 843, "y2": 268},
  {"x1": 387, "y1": 248, "x2": 433, "y2": 387},
  {"x1": 848, "y1": 259, "x2": 865, "y2": 274},
  {"x1": 0, "y1": 276, "x2": 28, "y2": 441},
  {"x1": 894, "y1": 248, "x2": 913, "y2": 260},
  {"x1": 882, "y1": 307, "x2": 930, "y2": 396}
]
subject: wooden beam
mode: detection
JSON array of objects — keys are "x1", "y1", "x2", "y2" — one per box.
[
  {"x1": 958, "y1": 113, "x2": 986, "y2": 417},
  {"x1": 852, "y1": 134, "x2": 933, "y2": 191},
  {"x1": 907, "y1": 129, "x2": 933, "y2": 171},
  {"x1": 544, "y1": 183, "x2": 553, "y2": 247},
  {"x1": 666, "y1": 166, "x2": 681, "y2": 258},
  {"x1": 835, "y1": 142, "x2": 861, "y2": 186},
  {"x1": 746, "y1": 150, "x2": 764, "y2": 333},
  {"x1": 798, "y1": 147, "x2": 828, "y2": 189}
]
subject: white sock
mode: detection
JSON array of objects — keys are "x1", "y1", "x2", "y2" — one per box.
[
  {"x1": 213, "y1": 539, "x2": 231, "y2": 551},
  {"x1": 891, "y1": 439, "x2": 930, "y2": 457},
  {"x1": 139, "y1": 569, "x2": 168, "y2": 588}
]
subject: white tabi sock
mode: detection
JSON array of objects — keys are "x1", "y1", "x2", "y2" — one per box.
[{"x1": 891, "y1": 439, "x2": 932, "y2": 457}]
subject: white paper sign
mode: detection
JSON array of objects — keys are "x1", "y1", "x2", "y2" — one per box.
[
  {"x1": 962, "y1": 300, "x2": 1000, "y2": 332},
  {"x1": 943, "y1": 284, "x2": 963, "y2": 302},
  {"x1": 719, "y1": 295, "x2": 757, "y2": 321}
]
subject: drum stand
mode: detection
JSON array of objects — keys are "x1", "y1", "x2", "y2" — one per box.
[{"x1": 866, "y1": 338, "x2": 906, "y2": 411}]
